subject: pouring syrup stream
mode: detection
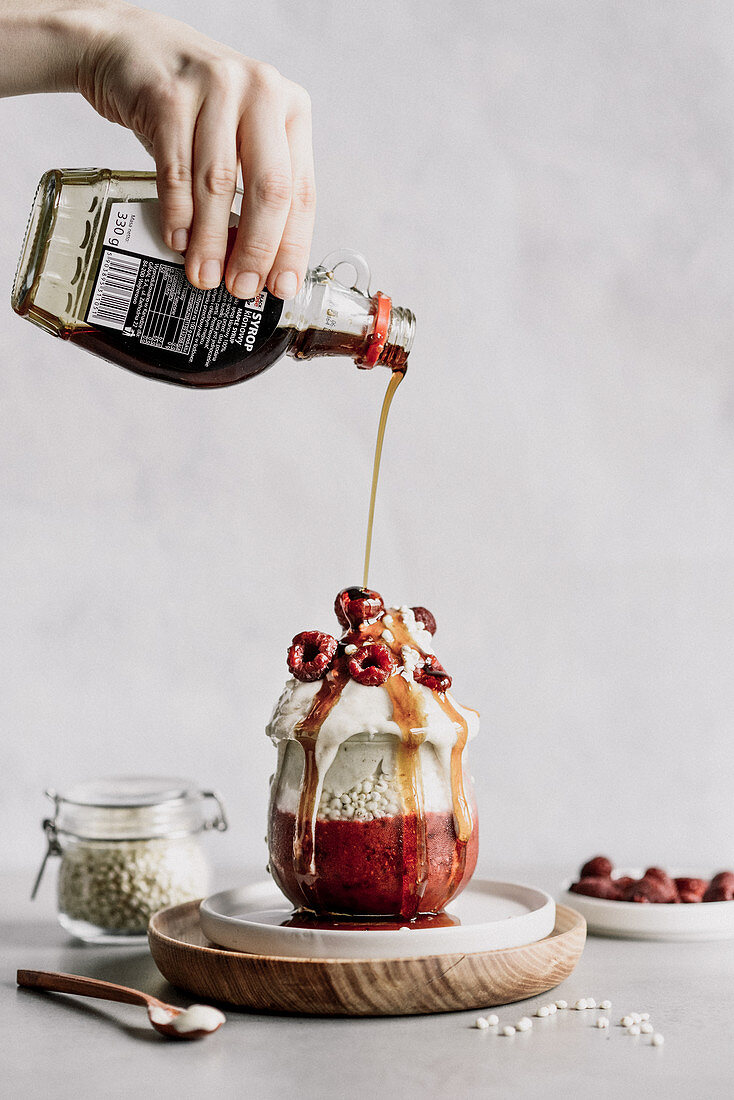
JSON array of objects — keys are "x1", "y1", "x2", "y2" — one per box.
[{"x1": 363, "y1": 368, "x2": 405, "y2": 587}]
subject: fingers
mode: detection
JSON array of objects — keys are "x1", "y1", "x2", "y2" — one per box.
[
  {"x1": 151, "y1": 65, "x2": 315, "y2": 299},
  {"x1": 153, "y1": 117, "x2": 196, "y2": 255},
  {"x1": 185, "y1": 93, "x2": 240, "y2": 289},
  {"x1": 225, "y1": 94, "x2": 293, "y2": 301},
  {"x1": 267, "y1": 97, "x2": 316, "y2": 299}
]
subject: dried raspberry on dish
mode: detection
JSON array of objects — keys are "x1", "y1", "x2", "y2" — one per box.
[
  {"x1": 703, "y1": 872, "x2": 734, "y2": 902},
  {"x1": 411, "y1": 606, "x2": 437, "y2": 635},
  {"x1": 580, "y1": 856, "x2": 613, "y2": 879},
  {"x1": 414, "y1": 654, "x2": 452, "y2": 692},
  {"x1": 348, "y1": 642, "x2": 396, "y2": 686},
  {"x1": 613, "y1": 876, "x2": 636, "y2": 892},
  {"x1": 622, "y1": 878, "x2": 674, "y2": 904},
  {"x1": 569, "y1": 877, "x2": 622, "y2": 900},
  {"x1": 703, "y1": 884, "x2": 734, "y2": 902},
  {"x1": 674, "y1": 877, "x2": 707, "y2": 903},
  {"x1": 287, "y1": 631, "x2": 338, "y2": 682},
  {"x1": 334, "y1": 587, "x2": 385, "y2": 630},
  {"x1": 641, "y1": 867, "x2": 678, "y2": 902}
]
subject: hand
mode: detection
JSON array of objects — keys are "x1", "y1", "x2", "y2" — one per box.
[{"x1": 76, "y1": 2, "x2": 315, "y2": 298}]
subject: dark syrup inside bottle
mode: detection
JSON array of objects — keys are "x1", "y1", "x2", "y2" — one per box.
[{"x1": 69, "y1": 319, "x2": 295, "y2": 388}]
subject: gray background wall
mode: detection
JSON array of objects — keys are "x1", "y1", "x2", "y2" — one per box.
[{"x1": 2, "y1": 0, "x2": 733, "y2": 878}]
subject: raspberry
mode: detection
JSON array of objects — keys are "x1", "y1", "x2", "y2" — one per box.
[
  {"x1": 414, "y1": 654, "x2": 452, "y2": 692},
  {"x1": 347, "y1": 642, "x2": 396, "y2": 686},
  {"x1": 613, "y1": 876, "x2": 636, "y2": 892},
  {"x1": 642, "y1": 867, "x2": 678, "y2": 902},
  {"x1": 703, "y1": 884, "x2": 734, "y2": 902},
  {"x1": 334, "y1": 587, "x2": 384, "y2": 630},
  {"x1": 411, "y1": 606, "x2": 437, "y2": 635},
  {"x1": 703, "y1": 872, "x2": 734, "y2": 902},
  {"x1": 287, "y1": 631, "x2": 338, "y2": 682},
  {"x1": 569, "y1": 877, "x2": 622, "y2": 900},
  {"x1": 675, "y1": 878, "x2": 707, "y2": 903},
  {"x1": 580, "y1": 856, "x2": 613, "y2": 879},
  {"x1": 622, "y1": 878, "x2": 673, "y2": 903}
]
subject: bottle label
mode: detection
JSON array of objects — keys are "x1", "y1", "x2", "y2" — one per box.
[{"x1": 85, "y1": 201, "x2": 283, "y2": 368}]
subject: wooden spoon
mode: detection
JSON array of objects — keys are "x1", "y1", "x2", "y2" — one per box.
[{"x1": 17, "y1": 969, "x2": 225, "y2": 1040}]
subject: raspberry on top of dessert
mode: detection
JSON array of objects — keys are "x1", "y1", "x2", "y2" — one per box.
[{"x1": 266, "y1": 588, "x2": 480, "y2": 918}]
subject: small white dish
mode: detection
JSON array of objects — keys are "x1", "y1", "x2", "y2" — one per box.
[
  {"x1": 560, "y1": 871, "x2": 734, "y2": 941},
  {"x1": 200, "y1": 878, "x2": 556, "y2": 960}
]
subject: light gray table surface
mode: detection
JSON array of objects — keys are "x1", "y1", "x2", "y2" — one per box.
[{"x1": 2, "y1": 863, "x2": 732, "y2": 1100}]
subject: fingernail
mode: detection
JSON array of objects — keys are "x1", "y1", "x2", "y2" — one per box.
[
  {"x1": 273, "y1": 271, "x2": 298, "y2": 300},
  {"x1": 199, "y1": 260, "x2": 222, "y2": 289},
  {"x1": 171, "y1": 228, "x2": 188, "y2": 252},
  {"x1": 232, "y1": 272, "x2": 261, "y2": 300}
]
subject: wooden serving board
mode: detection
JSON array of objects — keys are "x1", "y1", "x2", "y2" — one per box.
[{"x1": 148, "y1": 901, "x2": 586, "y2": 1016}]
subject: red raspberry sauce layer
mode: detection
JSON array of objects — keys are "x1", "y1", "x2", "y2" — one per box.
[{"x1": 269, "y1": 808, "x2": 479, "y2": 916}]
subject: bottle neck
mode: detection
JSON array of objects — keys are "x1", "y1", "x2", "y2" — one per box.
[{"x1": 283, "y1": 256, "x2": 415, "y2": 370}]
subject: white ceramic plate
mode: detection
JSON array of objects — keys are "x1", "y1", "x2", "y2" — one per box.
[
  {"x1": 560, "y1": 871, "x2": 734, "y2": 941},
  {"x1": 200, "y1": 878, "x2": 556, "y2": 960}
]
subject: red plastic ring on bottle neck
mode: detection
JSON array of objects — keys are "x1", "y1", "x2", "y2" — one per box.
[{"x1": 358, "y1": 293, "x2": 391, "y2": 369}]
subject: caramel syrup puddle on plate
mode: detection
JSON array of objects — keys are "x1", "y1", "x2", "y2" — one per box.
[{"x1": 282, "y1": 910, "x2": 460, "y2": 931}]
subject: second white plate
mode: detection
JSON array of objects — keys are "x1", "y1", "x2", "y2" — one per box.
[
  {"x1": 200, "y1": 878, "x2": 556, "y2": 960},
  {"x1": 560, "y1": 871, "x2": 734, "y2": 941}
]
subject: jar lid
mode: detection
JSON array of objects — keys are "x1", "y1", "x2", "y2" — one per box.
[{"x1": 46, "y1": 776, "x2": 227, "y2": 840}]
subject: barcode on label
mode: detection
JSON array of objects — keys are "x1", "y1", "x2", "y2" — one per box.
[{"x1": 88, "y1": 251, "x2": 141, "y2": 330}]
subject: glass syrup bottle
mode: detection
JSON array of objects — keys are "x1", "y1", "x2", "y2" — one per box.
[{"x1": 12, "y1": 169, "x2": 415, "y2": 387}]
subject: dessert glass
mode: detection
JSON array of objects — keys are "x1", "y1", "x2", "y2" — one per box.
[
  {"x1": 266, "y1": 588, "x2": 480, "y2": 920},
  {"x1": 268, "y1": 731, "x2": 478, "y2": 916}
]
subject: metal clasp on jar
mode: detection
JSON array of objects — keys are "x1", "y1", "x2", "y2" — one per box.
[
  {"x1": 201, "y1": 790, "x2": 229, "y2": 832},
  {"x1": 31, "y1": 790, "x2": 63, "y2": 900}
]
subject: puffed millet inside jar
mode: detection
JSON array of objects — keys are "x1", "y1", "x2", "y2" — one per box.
[
  {"x1": 57, "y1": 837, "x2": 207, "y2": 934},
  {"x1": 318, "y1": 770, "x2": 401, "y2": 821}
]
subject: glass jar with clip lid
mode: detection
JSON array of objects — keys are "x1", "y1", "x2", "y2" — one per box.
[{"x1": 33, "y1": 777, "x2": 228, "y2": 943}]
